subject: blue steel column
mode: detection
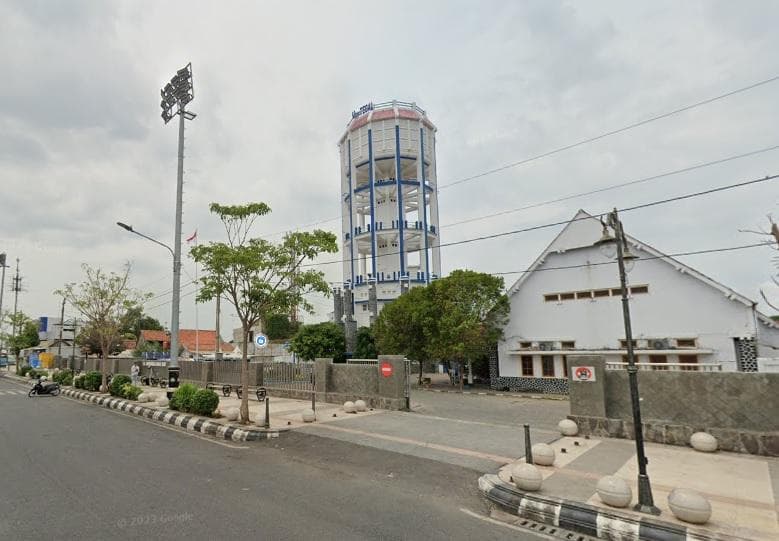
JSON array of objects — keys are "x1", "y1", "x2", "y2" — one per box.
[
  {"x1": 395, "y1": 125, "x2": 405, "y2": 277},
  {"x1": 419, "y1": 127, "x2": 430, "y2": 283},
  {"x1": 368, "y1": 128, "x2": 377, "y2": 277},
  {"x1": 347, "y1": 139, "x2": 355, "y2": 289}
]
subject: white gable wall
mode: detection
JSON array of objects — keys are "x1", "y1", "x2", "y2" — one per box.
[{"x1": 499, "y1": 242, "x2": 760, "y2": 375}]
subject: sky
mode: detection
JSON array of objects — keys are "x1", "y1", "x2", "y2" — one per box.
[{"x1": 1, "y1": 0, "x2": 778, "y2": 337}]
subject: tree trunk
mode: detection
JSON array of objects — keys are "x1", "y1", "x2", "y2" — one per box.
[
  {"x1": 418, "y1": 359, "x2": 423, "y2": 385},
  {"x1": 100, "y1": 341, "x2": 109, "y2": 393},
  {"x1": 240, "y1": 326, "x2": 250, "y2": 424}
]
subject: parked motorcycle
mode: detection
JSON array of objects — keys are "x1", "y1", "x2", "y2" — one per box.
[{"x1": 28, "y1": 376, "x2": 61, "y2": 397}]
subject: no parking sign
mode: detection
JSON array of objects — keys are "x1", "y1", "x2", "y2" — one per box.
[
  {"x1": 573, "y1": 366, "x2": 596, "y2": 382},
  {"x1": 380, "y1": 362, "x2": 393, "y2": 378}
]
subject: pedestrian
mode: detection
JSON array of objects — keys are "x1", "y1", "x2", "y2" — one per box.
[{"x1": 130, "y1": 363, "x2": 140, "y2": 386}]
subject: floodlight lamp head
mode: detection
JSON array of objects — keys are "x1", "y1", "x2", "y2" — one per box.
[{"x1": 116, "y1": 222, "x2": 133, "y2": 232}]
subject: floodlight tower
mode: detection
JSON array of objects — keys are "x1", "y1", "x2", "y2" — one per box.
[
  {"x1": 160, "y1": 63, "x2": 196, "y2": 371},
  {"x1": 338, "y1": 101, "x2": 441, "y2": 327}
]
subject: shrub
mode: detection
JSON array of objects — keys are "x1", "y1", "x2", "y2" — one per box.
[
  {"x1": 74, "y1": 375, "x2": 85, "y2": 389},
  {"x1": 83, "y1": 371, "x2": 103, "y2": 392},
  {"x1": 52, "y1": 369, "x2": 73, "y2": 385},
  {"x1": 169, "y1": 383, "x2": 199, "y2": 412},
  {"x1": 120, "y1": 384, "x2": 142, "y2": 401},
  {"x1": 190, "y1": 389, "x2": 220, "y2": 416},
  {"x1": 109, "y1": 374, "x2": 132, "y2": 397},
  {"x1": 17, "y1": 364, "x2": 31, "y2": 377},
  {"x1": 28, "y1": 369, "x2": 47, "y2": 379}
]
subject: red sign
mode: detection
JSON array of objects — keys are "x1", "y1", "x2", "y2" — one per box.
[
  {"x1": 573, "y1": 366, "x2": 596, "y2": 382},
  {"x1": 380, "y1": 362, "x2": 393, "y2": 378}
]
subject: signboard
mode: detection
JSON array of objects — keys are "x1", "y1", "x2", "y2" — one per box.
[
  {"x1": 351, "y1": 102, "x2": 374, "y2": 119},
  {"x1": 573, "y1": 366, "x2": 596, "y2": 382},
  {"x1": 380, "y1": 361, "x2": 393, "y2": 378},
  {"x1": 254, "y1": 333, "x2": 268, "y2": 348}
]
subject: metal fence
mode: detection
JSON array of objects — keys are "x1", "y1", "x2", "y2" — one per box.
[
  {"x1": 605, "y1": 362, "x2": 722, "y2": 372},
  {"x1": 212, "y1": 360, "x2": 243, "y2": 385},
  {"x1": 263, "y1": 362, "x2": 314, "y2": 391},
  {"x1": 346, "y1": 359, "x2": 378, "y2": 365}
]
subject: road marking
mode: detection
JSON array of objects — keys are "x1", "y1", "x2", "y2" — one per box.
[
  {"x1": 308, "y1": 423, "x2": 516, "y2": 463},
  {"x1": 60, "y1": 395, "x2": 249, "y2": 450},
  {"x1": 459, "y1": 508, "x2": 559, "y2": 540}
]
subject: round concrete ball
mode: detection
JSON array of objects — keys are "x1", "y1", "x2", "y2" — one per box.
[
  {"x1": 301, "y1": 408, "x2": 316, "y2": 423},
  {"x1": 156, "y1": 397, "x2": 169, "y2": 408},
  {"x1": 343, "y1": 401, "x2": 356, "y2": 413},
  {"x1": 668, "y1": 488, "x2": 712, "y2": 524},
  {"x1": 137, "y1": 392, "x2": 148, "y2": 402},
  {"x1": 690, "y1": 432, "x2": 718, "y2": 453},
  {"x1": 354, "y1": 399, "x2": 367, "y2": 412},
  {"x1": 510, "y1": 463, "x2": 543, "y2": 492},
  {"x1": 224, "y1": 407, "x2": 239, "y2": 422},
  {"x1": 558, "y1": 419, "x2": 579, "y2": 436},
  {"x1": 531, "y1": 443, "x2": 556, "y2": 466},
  {"x1": 596, "y1": 476, "x2": 632, "y2": 508}
]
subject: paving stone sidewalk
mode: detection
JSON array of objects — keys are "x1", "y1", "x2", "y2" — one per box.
[{"x1": 491, "y1": 436, "x2": 779, "y2": 540}]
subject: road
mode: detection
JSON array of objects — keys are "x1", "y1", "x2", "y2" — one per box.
[{"x1": 0, "y1": 376, "x2": 557, "y2": 541}]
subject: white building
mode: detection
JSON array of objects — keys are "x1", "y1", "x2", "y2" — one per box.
[
  {"x1": 493, "y1": 210, "x2": 779, "y2": 394},
  {"x1": 338, "y1": 101, "x2": 442, "y2": 327}
]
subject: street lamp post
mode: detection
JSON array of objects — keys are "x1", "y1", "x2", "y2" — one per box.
[
  {"x1": 595, "y1": 208, "x2": 660, "y2": 515},
  {"x1": 0, "y1": 253, "x2": 7, "y2": 353},
  {"x1": 160, "y1": 63, "x2": 196, "y2": 371}
]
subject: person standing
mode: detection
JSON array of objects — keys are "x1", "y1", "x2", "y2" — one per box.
[{"x1": 130, "y1": 363, "x2": 140, "y2": 386}]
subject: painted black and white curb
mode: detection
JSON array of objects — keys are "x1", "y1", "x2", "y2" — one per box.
[
  {"x1": 479, "y1": 474, "x2": 733, "y2": 541},
  {"x1": 62, "y1": 389, "x2": 280, "y2": 441}
]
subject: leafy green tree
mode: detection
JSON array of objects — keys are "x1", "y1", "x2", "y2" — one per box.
[
  {"x1": 354, "y1": 326, "x2": 378, "y2": 359},
  {"x1": 289, "y1": 322, "x2": 345, "y2": 362},
  {"x1": 1, "y1": 311, "x2": 40, "y2": 356},
  {"x1": 57, "y1": 264, "x2": 149, "y2": 392},
  {"x1": 77, "y1": 322, "x2": 124, "y2": 357},
  {"x1": 374, "y1": 285, "x2": 434, "y2": 368},
  {"x1": 119, "y1": 306, "x2": 164, "y2": 338},
  {"x1": 263, "y1": 313, "x2": 300, "y2": 340},
  {"x1": 191, "y1": 202, "x2": 338, "y2": 423}
]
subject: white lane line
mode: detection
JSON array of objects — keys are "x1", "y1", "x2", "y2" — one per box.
[
  {"x1": 60, "y1": 395, "x2": 249, "y2": 450},
  {"x1": 459, "y1": 508, "x2": 559, "y2": 540}
]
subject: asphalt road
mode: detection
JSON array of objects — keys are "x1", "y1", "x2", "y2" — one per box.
[{"x1": 0, "y1": 376, "x2": 552, "y2": 541}]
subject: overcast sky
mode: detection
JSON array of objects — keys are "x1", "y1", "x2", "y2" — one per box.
[{"x1": 1, "y1": 0, "x2": 778, "y2": 336}]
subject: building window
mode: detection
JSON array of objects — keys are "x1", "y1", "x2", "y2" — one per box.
[
  {"x1": 679, "y1": 354, "x2": 698, "y2": 371},
  {"x1": 649, "y1": 354, "x2": 667, "y2": 371},
  {"x1": 561, "y1": 341, "x2": 575, "y2": 350},
  {"x1": 576, "y1": 291, "x2": 592, "y2": 300},
  {"x1": 619, "y1": 339, "x2": 637, "y2": 349},
  {"x1": 544, "y1": 294, "x2": 559, "y2": 302},
  {"x1": 560, "y1": 292, "x2": 575, "y2": 301},
  {"x1": 542, "y1": 356, "x2": 555, "y2": 377},
  {"x1": 521, "y1": 355, "x2": 534, "y2": 376},
  {"x1": 676, "y1": 338, "x2": 696, "y2": 348},
  {"x1": 562, "y1": 355, "x2": 568, "y2": 378},
  {"x1": 519, "y1": 341, "x2": 532, "y2": 349},
  {"x1": 630, "y1": 285, "x2": 649, "y2": 295},
  {"x1": 610, "y1": 288, "x2": 623, "y2": 296},
  {"x1": 362, "y1": 304, "x2": 367, "y2": 311},
  {"x1": 593, "y1": 289, "x2": 610, "y2": 298}
]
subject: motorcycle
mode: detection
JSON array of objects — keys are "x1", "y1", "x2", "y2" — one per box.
[{"x1": 28, "y1": 376, "x2": 61, "y2": 397}]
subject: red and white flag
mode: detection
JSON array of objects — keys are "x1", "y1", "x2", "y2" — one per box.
[{"x1": 186, "y1": 229, "x2": 198, "y2": 243}]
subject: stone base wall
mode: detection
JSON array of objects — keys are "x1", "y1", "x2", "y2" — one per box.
[
  {"x1": 491, "y1": 376, "x2": 569, "y2": 395},
  {"x1": 569, "y1": 414, "x2": 779, "y2": 457}
]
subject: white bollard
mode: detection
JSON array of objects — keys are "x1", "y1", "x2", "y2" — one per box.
[
  {"x1": 510, "y1": 463, "x2": 542, "y2": 491},
  {"x1": 668, "y1": 488, "x2": 712, "y2": 524},
  {"x1": 531, "y1": 443, "x2": 555, "y2": 466},
  {"x1": 343, "y1": 401, "x2": 356, "y2": 413},
  {"x1": 354, "y1": 399, "x2": 367, "y2": 412},
  {"x1": 558, "y1": 419, "x2": 578, "y2": 436},
  {"x1": 596, "y1": 476, "x2": 632, "y2": 508},
  {"x1": 301, "y1": 408, "x2": 316, "y2": 423}
]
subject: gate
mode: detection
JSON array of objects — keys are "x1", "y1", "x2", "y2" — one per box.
[{"x1": 262, "y1": 362, "x2": 314, "y2": 392}]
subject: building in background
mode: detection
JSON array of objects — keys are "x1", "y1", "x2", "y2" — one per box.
[
  {"x1": 493, "y1": 210, "x2": 779, "y2": 394},
  {"x1": 338, "y1": 101, "x2": 441, "y2": 328}
]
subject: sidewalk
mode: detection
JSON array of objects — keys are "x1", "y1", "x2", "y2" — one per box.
[{"x1": 484, "y1": 436, "x2": 779, "y2": 540}]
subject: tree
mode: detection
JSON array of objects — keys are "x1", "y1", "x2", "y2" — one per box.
[
  {"x1": 264, "y1": 313, "x2": 300, "y2": 340},
  {"x1": 289, "y1": 322, "x2": 346, "y2": 362},
  {"x1": 741, "y1": 214, "x2": 779, "y2": 312},
  {"x1": 1, "y1": 311, "x2": 40, "y2": 356},
  {"x1": 118, "y1": 305, "x2": 164, "y2": 338},
  {"x1": 354, "y1": 326, "x2": 378, "y2": 359},
  {"x1": 191, "y1": 202, "x2": 337, "y2": 423},
  {"x1": 77, "y1": 322, "x2": 124, "y2": 357},
  {"x1": 56, "y1": 264, "x2": 149, "y2": 392}
]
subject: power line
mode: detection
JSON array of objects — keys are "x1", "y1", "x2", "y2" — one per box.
[
  {"x1": 443, "y1": 144, "x2": 779, "y2": 229},
  {"x1": 300, "y1": 173, "x2": 779, "y2": 268},
  {"x1": 439, "y1": 74, "x2": 779, "y2": 190},
  {"x1": 491, "y1": 242, "x2": 773, "y2": 276}
]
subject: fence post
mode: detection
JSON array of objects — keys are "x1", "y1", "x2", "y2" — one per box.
[
  {"x1": 264, "y1": 396, "x2": 270, "y2": 429},
  {"x1": 524, "y1": 424, "x2": 533, "y2": 464},
  {"x1": 311, "y1": 370, "x2": 316, "y2": 412}
]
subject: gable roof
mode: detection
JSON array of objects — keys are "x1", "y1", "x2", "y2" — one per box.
[
  {"x1": 507, "y1": 210, "x2": 777, "y2": 328},
  {"x1": 178, "y1": 329, "x2": 224, "y2": 353},
  {"x1": 140, "y1": 330, "x2": 169, "y2": 343}
]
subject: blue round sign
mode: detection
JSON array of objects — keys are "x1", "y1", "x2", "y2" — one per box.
[{"x1": 255, "y1": 333, "x2": 268, "y2": 348}]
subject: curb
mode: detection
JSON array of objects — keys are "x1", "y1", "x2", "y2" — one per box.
[
  {"x1": 478, "y1": 474, "x2": 742, "y2": 541},
  {"x1": 61, "y1": 388, "x2": 284, "y2": 441},
  {"x1": 418, "y1": 387, "x2": 569, "y2": 401}
]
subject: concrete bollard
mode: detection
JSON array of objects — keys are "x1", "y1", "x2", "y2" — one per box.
[
  {"x1": 156, "y1": 397, "x2": 169, "y2": 408},
  {"x1": 301, "y1": 408, "x2": 316, "y2": 423},
  {"x1": 137, "y1": 392, "x2": 150, "y2": 403},
  {"x1": 668, "y1": 488, "x2": 712, "y2": 524},
  {"x1": 596, "y1": 476, "x2": 632, "y2": 508},
  {"x1": 510, "y1": 463, "x2": 542, "y2": 491},
  {"x1": 224, "y1": 407, "x2": 239, "y2": 422},
  {"x1": 690, "y1": 432, "x2": 718, "y2": 453},
  {"x1": 343, "y1": 401, "x2": 356, "y2": 413},
  {"x1": 558, "y1": 419, "x2": 578, "y2": 436},
  {"x1": 531, "y1": 443, "x2": 555, "y2": 466},
  {"x1": 354, "y1": 399, "x2": 367, "y2": 412}
]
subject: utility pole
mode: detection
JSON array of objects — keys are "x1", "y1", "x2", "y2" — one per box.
[
  {"x1": 215, "y1": 292, "x2": 222, "y2": 360},
  {"x1": 57, "y1": 297, "x2": 66, "y2": 357},
  {"x1": 11, "y1": 258, "x2": 21, "y2": 349},
  {"x1": 0, "y1": 253, "x2": 7, "y2": 352},
  {"x1": 71, "y1": 318, "x2": 79, "y2": 369}
]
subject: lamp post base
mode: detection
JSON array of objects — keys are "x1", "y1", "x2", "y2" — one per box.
[{"x1": 634, "y1": 474, "x2": 661, "y2": 515}]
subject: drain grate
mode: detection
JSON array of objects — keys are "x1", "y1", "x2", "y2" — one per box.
[{"x1": 514, "y1": 517, "x2": 593, "y2": 541}]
